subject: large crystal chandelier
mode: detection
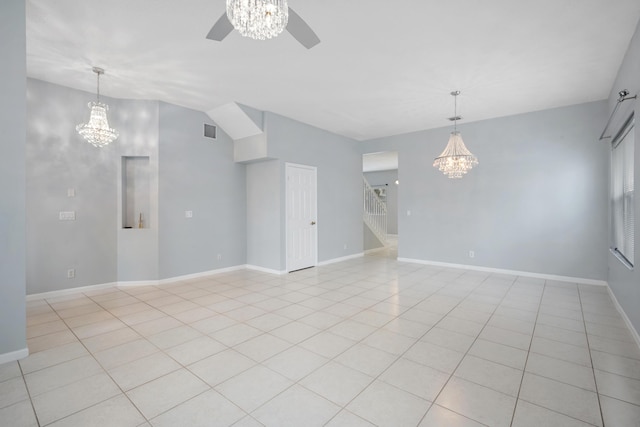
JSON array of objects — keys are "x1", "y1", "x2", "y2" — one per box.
[
  {"x1": 433, "y1": 91, "x2": 478, "y2": 178},
  {"x1": 76, "y1": 67, "x2": 119, "y2": 148},
  {"x1": 227, "y1": 0, "x2": 288, "y2": 40}
]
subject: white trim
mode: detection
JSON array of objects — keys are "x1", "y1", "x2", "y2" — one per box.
[
  {"x1": 245, "y1": 264, "x2": 287, "y2": 275},
  {"x1": 606, "y1": 285, "x2": 640, "y2": 350},
  {"x1": 397, "y1": 258, "x2": 608, "y2": 286},
  {"x1": 318, "y1": 253, "x2": 364, "y2": 266},
  {"x1": 0, "y1": 347, "x2": 29, "y2": 364},
  {"x1": 27, "y1": 282, "x2": 117, "y2": 301}
]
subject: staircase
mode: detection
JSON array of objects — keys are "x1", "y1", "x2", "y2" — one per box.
[{"x1": 363, "y1": 177, "x2": 387, "y2": 245}]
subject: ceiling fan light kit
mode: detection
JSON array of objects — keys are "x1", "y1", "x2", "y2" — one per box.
[
  {"x1": 433, "y1": 91, "x2": 478, "y2": 179},
  {"x1": 227, "y1": 0, "x2": 288, "y2": 40}
]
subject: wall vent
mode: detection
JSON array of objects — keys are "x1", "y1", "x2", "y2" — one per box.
[{"x1": 204, "y1": 124, "x2": 217, "y2": 140}]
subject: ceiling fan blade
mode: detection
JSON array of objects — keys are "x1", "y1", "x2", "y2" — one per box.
[
  {"x1": 206, "y1": 13, "x2": 234, "y2": 41},
  {"x1": 286, "y1": 7, "x2": 320, "y2": 49}
]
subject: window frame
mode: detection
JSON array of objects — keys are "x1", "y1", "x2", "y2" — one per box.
[{"x1": 610, "y1": 114, "x2": 635, "y2": 269}]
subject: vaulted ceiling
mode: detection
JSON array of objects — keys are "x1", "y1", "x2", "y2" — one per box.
[{"x1": 26, "y1": 0, "x2": 640, "y2": 140}]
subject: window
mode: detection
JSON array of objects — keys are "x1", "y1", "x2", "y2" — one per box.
[{"x1": 611, "y1": 116, "x2": 635, "y2": 268}]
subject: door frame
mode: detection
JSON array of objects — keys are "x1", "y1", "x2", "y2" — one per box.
[{"x1": 285, "y1": 162, "x2": 318, "y2": 272}]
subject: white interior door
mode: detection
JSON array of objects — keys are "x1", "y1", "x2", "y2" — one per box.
[{"x1": 286, "y1": 163, "x2": 317, "y2": 272}]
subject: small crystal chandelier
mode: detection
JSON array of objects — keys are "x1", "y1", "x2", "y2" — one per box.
[
  {"x1": 76, "y1": 67, "x2": 119, "y2": 148},
  {"x1": 227, "y1": 0, "x2": 288, "y2": 40},
  {"x1": 433, "y1": 91, "x2": 478, "y2": 178}
]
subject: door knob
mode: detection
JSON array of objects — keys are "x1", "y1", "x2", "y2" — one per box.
[{"x1": 311, "y1": 221, "x2": 316, "y2": 225}]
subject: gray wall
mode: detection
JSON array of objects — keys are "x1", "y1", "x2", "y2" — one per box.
[
  {"x1": 362, "y1": 101, "x2": 610, "y2": 280},
  {"x1": 607, "y1": 18, "x2": 640, "y2": 334},
  {"x1": 158, "y1": 102, "x2": 246, "y2": 278},
  {"x1": 0, "y1": 0, "x2": 27, "y2": 357},
  {"x1": 246, "y1": 160, "x2": 282, "y2": 271},
  {"x1": 265, "y1": 112, "x2": 363, "y2": 268},
  {"x1": 364, "y1": 170, "x2": 399, "y2": 234}
]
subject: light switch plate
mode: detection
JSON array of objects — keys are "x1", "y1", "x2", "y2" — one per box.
[
  {"x1": 185, "y1": 210, "x2": 193, "y2": 218},
  {"x1": 59, "y1": 211, "x2": 76, "y2": 221}
]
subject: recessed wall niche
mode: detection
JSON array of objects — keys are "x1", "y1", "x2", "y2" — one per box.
[{"x1": 122, "y1": 156, "x2": 150, "y2": 229}]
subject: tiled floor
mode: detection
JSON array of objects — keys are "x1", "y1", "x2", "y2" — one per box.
[{"x1": 2, "y1": 246, "x2": 640, "y2": 426}]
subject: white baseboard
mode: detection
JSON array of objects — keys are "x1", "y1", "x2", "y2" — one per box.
[
  {"x1": 606, "y1": 285, "x2": 640, "y2": 350},
  {"x1": 318, "y1": 252, "x2": 364, "y2": 266},
  {"x1": 245, "y1": 265, "x2": 287, "y2": 275},
  {"x1": 0, "y1": 347, "x2": 29, "y2": 364},
  {"x1": 397, "y1": 258, "x2": 608, "y2": 286},
  {"x1": 26, "y1": 282, "x2": 117, "y2": 301}
]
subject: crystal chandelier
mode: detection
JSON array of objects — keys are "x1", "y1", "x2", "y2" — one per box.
[
  {"x1": 227, "y1": 0, "x2": 288, "y2": 40},
  {"x1": 76, "y1": 67, "x2": 119, "y2": 148},
  {"x1": 433, "y1": 91, "x2": 478, "y2": 178}
]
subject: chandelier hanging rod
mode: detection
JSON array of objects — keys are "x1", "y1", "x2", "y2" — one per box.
[{"x1": 599, "y1": 89, "x2": 637, "y2": 141}]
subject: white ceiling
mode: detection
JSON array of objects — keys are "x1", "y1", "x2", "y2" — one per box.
[{"x1": 26, "y1": 0, "x2": 640, "y2": 141}]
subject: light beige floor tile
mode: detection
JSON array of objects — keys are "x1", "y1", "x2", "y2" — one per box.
[
  {"x1": 64, "y1": 310, "x2": 114, "y2": 328},
  {"x1": 172, "y1": 307, "x2": 217, "y2": 324},
  {"x1": 270, "y1": 322, "x2": 321, "y2": 344},
  {"x1": 403, "y1": 340, "x2": 464, "y2": 374},
  {"x1": 487, "y1": 315, "x2": 535, "y2": 335},
  {"x1": 26, "y1": 320, "x2": 69, "y2": 339},
  {"x1": 252, "y1": 384, "x2": 341, "y2": 427},
  {"x1": 147, "y1": 325, "x2": 202, "y2": 350},
  {"x1": 300, "y1": 361, "x2": 373, "y2": 406},
  {"x1": 591, "y1": 350, "x2": 640, "y2": 380},
  {"x1": 27, "y1": 329, "x2": 78, "y2": 353},
  {"x1": 188, "y1": 349, "x2": 256, "y2": 386},
  {"x1": 107, "y1": 302, "x2": 153, "y2": 318},
  {"x1": 533, "y1": 324, "x2": 588, "y2": 348},
  {"x1": 215, "y1": 365, "x2": 292, "y2": 412},
  {"x1": 159, "y1": 300, "x2": 200, "y2": 316},
  {"x1": 190, "y1": 314, "x2": 237, "y2": 334},
  {"x1": 595, "y1": 369, "x2": 640, "y2": 406},
  {"x1": 299, "y1": 332, "x2": 357, "y2": 359},
  {"x1": 71, "y1": 318, "x2": 127, "y2": 339},
  {"x1": 438, "y1": 316, "x2": 485, "y2": 337},
  {"x1": 273, "y1": 304, "x2": 316, "y2": 320},
  {"x1": 119, "y1": 308, "x2": 166, "y2": 326},
  {"x1": 165, "y1": 335, "x2": 226, "y2": 366},
  {"x1": 325, "y1": 409, "x2": 376, "y2": 426},
  {"x1": 419, "y1": 404, "x2": 486, "y2": 427},
  {"x1": 511, "y1": 400, "x2": 596, "y2": 427},
  {"x1": 211, "y1": 323, "x2": 263, "y2": 347},
  {"x1": 0, "y1": 361, "x2": 22, "y2": 383},
  {"x1": 479, "y1": 325, "x2": 531, "y2": 350},
  {"x1": 55, "y1": 303, "x2": 104, "y2": 319},
  {"x1": 347, "y1": 380, "x2": 431, "y2": 427},
  {"x1": 299, "y1": 311, "x2": 342, "y2": 329},
  {"x1": 380, "y1": 357, "x2": 449, "y2": 401},
  {"x1": 350, "y1": 310, "x2": 396, "y2": 328},
  {"x1": 454, "y1": 355, "x2": 523, "y2": 396},
  {"x1": 529, "y1": 336, "x2": 592, "y2": 367},
  {"x1": 600, "y1": 395, "x2": 640, "y2": 427},
  {"x1": 233, "y1": 333, "x2": 291, "y2": 362},
  {"x1": 421, "y1": 327, "x2": 476, "y2": 353},
  {"x1": 0, "y1": 376, "x2": 29, "y2": 409},
  {"x1": 150, "y1": 389, "x2": 245, "y2": 427},
  {"x1": 525, "y1": 353, "x2": 596, "y2": 391},
  {"x1": 263, "y1": 346, "x2": 329, "y2": 381},
  {"x1": 362, "y1": 329, "x2": 416, "y2": 355},
  {"x1": 588, "y1": 335, "x2": 640, "y2": 360},
  {"x1": 231, "y1": 415, "x2": 264, "y2": 427},
  {"x1": 536, "y1": 313, "x2": 585, "y2": 333},
  {"x1": 108, "y1": 352, "x2": 181, "y2": 391},
  {"x1": 31, "y1": 373, "x2": 121, "y2": 426},
  {"x1": 245, "y1": 312, "x2": 292, "y2": 332},
  {"x1": 47, "y1": 394, "x2": 145, "y2": 427},
  {"x1": 93, "y1": 338, "x2": 158, "y2": 370},
  {"x1": 19, "y1": 342, "x2": 88, "y2": 374},
  {"x1": 586, "y1": 321, "x2": 635, "y2": 342},
  {"x1": 131, "y1": 316, "x2": 183, "y2": 337},
  {"x1": 98, "y1": 296, "x2": 141, "y2": 310},
  {"x1": 0, "y1": 399, "x2": 38, "y2": 427},
  {"x1": 27, "y1": 311, "x2": 61, "y2": 327},
  {"x1": 381, "y1": 317, "x2": 432, "y2": 339},
  {"x1": 81, "y1": 327, "x2": 140, "y2": 353},
  {"x1": 519, "y1": 373, "x2": 602, "y2": 426},
  {"x1": 468, "y1": 339, "x2": 528, "y2": 370},
  {"x1": 328, "y1": 320, "x2": 377, "y2": 341},
  {"x1": 126, "y1": 369, "x2": 208, "y2": 419},
  {"x1": 436, "y1": 376, "x2": 516, "y2": 427},
  {"x1": 24, "y1": 355, "x2": 103, "y2": 396}
]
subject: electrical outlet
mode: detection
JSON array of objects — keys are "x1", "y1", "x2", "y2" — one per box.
[
  {"x1": 343, "y1": 244, "x2": 347, "y2": 250},
  {"x1": 469, "y1": 251, "x2": 475, "y2": 258},
  {"x1": 217, "y1": 254, "x2": 222, "y2": 261},
  {"x1": 67, "y1": 188, "x2": 75, "y2": 197},
  {"x1": 59, "y1": 211, "x2": 76, "y2": 221},
  {"x1": 185, "y1": 210, "x2": 193, "y2": 218},
  {"x1": 67, "y1": 269, "x2": 75, "y2": 279}
]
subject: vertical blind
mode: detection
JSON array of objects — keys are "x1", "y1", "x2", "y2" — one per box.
[{"x1": 611, "y1": 118, "x2": 635, "y2": 267}]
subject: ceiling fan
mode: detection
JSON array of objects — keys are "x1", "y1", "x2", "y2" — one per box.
[{"x1": 206, "y1": 1, "x2": 321, "y2": 49}]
